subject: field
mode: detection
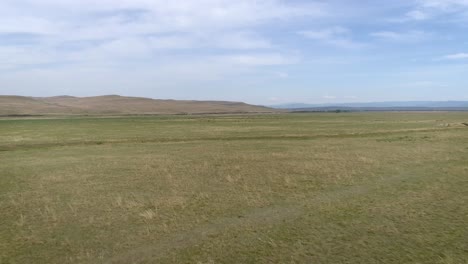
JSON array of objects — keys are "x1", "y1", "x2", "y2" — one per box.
[{"x1": 1, "y1": 112, "x2": 467, "y2": 263}]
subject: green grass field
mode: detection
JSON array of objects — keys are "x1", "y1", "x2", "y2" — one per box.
[{"x1": 1, "y1": 113, "x2": 467, "y2": 263}]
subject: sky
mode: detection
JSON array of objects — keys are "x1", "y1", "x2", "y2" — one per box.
[{"x1": 0, "y1": 0, "x2": 467, "y2": 105}]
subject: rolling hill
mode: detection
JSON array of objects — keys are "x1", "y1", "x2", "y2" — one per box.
[{"x1": 0, "y1": 95, "x2": 275, "y2": 116}]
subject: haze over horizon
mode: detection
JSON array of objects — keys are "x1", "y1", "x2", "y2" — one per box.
[{"x1": 1, "y1": 0, "x2": 467, "y2": 105}]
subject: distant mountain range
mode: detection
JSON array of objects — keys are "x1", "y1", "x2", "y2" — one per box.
[
  {"x1": 0, "y1": 95, "x2": 275, "y2": 116},
  {"x1": 272, "y1": 101, "x2": 468, "y2": 111}
]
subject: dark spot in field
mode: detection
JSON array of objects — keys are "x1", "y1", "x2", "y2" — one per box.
[{"x1": 462, "y1": 123, "x2": 468, "y2": 126}]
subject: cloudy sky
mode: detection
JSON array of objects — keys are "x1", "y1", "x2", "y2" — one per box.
[{"x1": 1, "y1": 0, "x2": 467, "y2": 104}]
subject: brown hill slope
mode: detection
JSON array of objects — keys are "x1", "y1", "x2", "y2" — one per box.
[{"x1": 0, "y1": 95, "x2": 275, "y2": 116}]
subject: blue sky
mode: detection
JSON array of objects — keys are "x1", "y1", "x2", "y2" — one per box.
[{"x1": 0, "y1": 0, "x2": 467, "y2": 105}]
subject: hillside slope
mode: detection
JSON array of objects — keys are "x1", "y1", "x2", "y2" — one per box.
[{"x1": 0, "y1": 95, "x2": 274, "y2": 115}]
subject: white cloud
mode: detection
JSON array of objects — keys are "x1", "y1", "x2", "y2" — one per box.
[
  {"x1": 0, "y1": 45, "x2": 64, "y2": 71},
  {"x1": 215, "y1": 32, "x2": 273, "y2": 50},
  {"x1": 418, "y1": 0, "x2": 468, "y2": 10},
  {"x1": 0, "y1": 0, "x2": 325, "y2": 37},
  {"x1": 442, "y1": 53, "x2": 468, "y2": 59},
  {"x1": 148, "y1": 35, "x2": 196, "y2": 50},
  {"x1": 405, "y1": 10, "x2": 430, "y2": 20},
  {"x1": 298, "y1": 27, "x2": 366, "y2": 49},
  {"x1": 0, "y1": 17, "x2": 60, "y2": 35},
  {"x1": 275, "y1": 72, "x2": 289, "y2": 78},
  {"x1": 220, "y1": 53, "x2": 299, "y2": 66},
  {"x1": 400, "y1": 0, "x2": 468, "y2": 21},
  {"x1": 0, "y1": 0, "x2": 323, "y2": 74},
  {"x1": 298, "y1": 27, "x2": 349, "y2": 41},
  {"x1": 400, "y1": 81, "x2": 448, "y2": 87},
  {"x1": 371, "y1": 30, "x2": 430, "y2": 42}
]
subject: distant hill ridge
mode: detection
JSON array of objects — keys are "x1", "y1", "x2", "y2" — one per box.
[
  {"x1": 273, "y1": 101, "x2": 468, "y2": 111},
  {"x1": 0, "y1": 95, "x2": 274, "y2": 116}
]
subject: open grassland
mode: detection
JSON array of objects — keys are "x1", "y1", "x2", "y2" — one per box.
[{"x1": 1, "y1": 112, "x2": 467, "y2": 263}]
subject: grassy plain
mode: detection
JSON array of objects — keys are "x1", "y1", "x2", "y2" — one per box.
[{"x1": 1, "y1": 112, "x2": 467, "y2": 263}]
